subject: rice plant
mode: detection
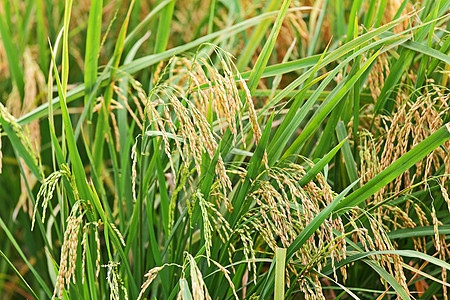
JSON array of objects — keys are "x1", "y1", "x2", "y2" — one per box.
[{"x1": 0, "y1": 0, "x2": 449, "y2": 299}]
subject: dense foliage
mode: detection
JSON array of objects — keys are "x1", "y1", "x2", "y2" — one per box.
[{"x1": 0, "y1": 0, "x2": 449, "y2": 299}]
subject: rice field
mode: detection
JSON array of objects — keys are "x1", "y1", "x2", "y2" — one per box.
[{"x1": 0, "y1": 0, "x2": 449, "y2": 299}]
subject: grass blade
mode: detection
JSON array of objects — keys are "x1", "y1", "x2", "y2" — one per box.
[
  {"x1": 0, "y1": 216, "x2": 52, "y2": 297},
  {"x1": 246, "y1": 0, "x2": 291, "y2": 95},
  {"x1": 335, "y1": 121, "x2": 359, "y2": 190},
  {"x1": 236, "y1": 0, "x2": 282, "y2": 71},
  {"x1": 283, "y1": 48, "x2": 382, "y2": 158},
  {"x1": 274, "y1": 248, "x2": 287, "y2": 300},
  {"x1": 84, "y1": 0, "x2": 103, "y2": 120},
  {"x1": 154, "y1": 0, "x2": 175, "y2": 54},
  {"x1": 297, "y1": 138, "x2": 346, "y2": 186},
  {"x1": 0, "y1": 248, "x2": 39, "y2": 299},
  {"x1": 0, "y1": 6, "x2": 25, "y2": 100}
]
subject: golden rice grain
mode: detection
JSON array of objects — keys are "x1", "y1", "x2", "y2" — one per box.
[
  {"x1": 138, "y1": 266, "x2": 164, "y2": 300},
  {"x1": 52, "y1": 203, "x2": 84, "y2": 299}
]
